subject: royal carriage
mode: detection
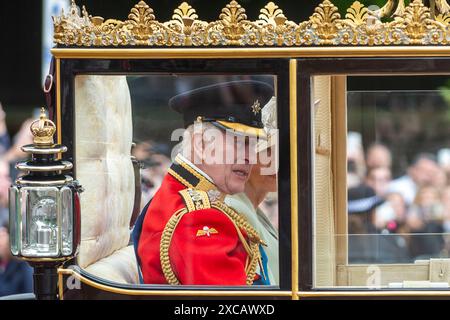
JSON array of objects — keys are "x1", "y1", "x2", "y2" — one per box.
[{"x1": 6, "y1": 0, "x2": 450, "y2": 299}]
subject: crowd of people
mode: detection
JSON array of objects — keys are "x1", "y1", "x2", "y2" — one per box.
[
  {"x1": 0, "y1": 102, "x2": 34, "y2": 297},
  {"x1": 347, "y1": 131, "x2": 450, "y2": 263}
]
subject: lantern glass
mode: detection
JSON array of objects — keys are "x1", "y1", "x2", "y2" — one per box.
[
  {"x1": 61, "y1": 186, "x2": 73, "y2": 256},
  {"x1": 8, "y1": 186, "x2": 19, "y2": 255},
  {"x1": 21, "y1": 187, "x2": 59, "y2": 257}
]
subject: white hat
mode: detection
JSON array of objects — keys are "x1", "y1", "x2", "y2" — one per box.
[{"x1": 256, "y1": 96, "x2": 277, "y2": 153}]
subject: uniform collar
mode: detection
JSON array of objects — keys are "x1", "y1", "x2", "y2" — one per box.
[
  {"x1": 168, "y1": 154, "x2": 224, "y2": 201},
  {"x1": 176, "y1": 154, "x2": 213, "y2": 183}
]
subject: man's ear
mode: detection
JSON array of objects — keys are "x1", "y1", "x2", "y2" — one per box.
[{"x1": 192, "y1": 128, "x2": 204, "y2": 164}]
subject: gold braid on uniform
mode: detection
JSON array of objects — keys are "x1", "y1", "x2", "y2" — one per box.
[
  {"x1": 160, "y1": 189, "x2": 265, "y2": 285},
  {"x1": 212, "y1": 201, "x2": 265, "y2": 285},
  {"x1": 160, "y1": 207, "x2": 187, "y2": 285}
]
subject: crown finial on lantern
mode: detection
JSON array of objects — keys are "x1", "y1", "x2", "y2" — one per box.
[{"x1": 30, "y1": 107, "x2": 56, "y2": 146}]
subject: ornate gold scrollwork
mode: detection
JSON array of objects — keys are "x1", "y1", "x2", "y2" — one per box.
[
  {"x1": 376, "y1": 0, "x2": 450, "y2": 19},
  {"x1": 310, "y1": 0, "x2": 341, "y2": 45},
  {"x1": 345, "y1": 1, "x2": 369, "y2": 26},
  {"x1": 219, "y1": 0, "x2": 247, "y2": 45},
  {"x1": 53, "y1": 0, "x2": 450, "y2": 47}
]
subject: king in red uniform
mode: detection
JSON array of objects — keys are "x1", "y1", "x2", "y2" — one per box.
[{"x1": 133, "y1": 80, "x2": 274, "y2": 285}]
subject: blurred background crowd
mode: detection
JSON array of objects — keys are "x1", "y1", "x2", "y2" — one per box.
[
  {"x1": 347, "y1": 134, "x2": 450, "y2": 263},
  {"x1": 0, "y1": 102, "x2": 35, "y2": 297}
]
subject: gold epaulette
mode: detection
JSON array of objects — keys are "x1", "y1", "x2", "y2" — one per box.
[
  {"x1": 160, "y1": 189, "x2": 264, "y2": 285},
  {"x1": 179, "y1": 188, "x2": 211, "y2": 212}
]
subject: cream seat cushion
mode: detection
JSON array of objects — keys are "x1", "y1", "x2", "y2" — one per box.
[
  {"x1": 75, "y1": 75, "x2": 138, "y2": 284},
  {"x1": 84, "y1": 245, "x2": 139, "y2": 284}
]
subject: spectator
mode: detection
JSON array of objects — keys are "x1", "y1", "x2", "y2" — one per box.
[
  {"x1": 0, "y1": 102, "x2": 11, "y2": 156},
  {"x1": 375, "y1": 192, "x2": 409, "y2": 233},
  {"x1": 442, "y1": 186, "x2": 450, "y2": 232},
  {"x1": 2, "y1": 118, "x2": 33, "y2": 164},
  {"x1": 366, "y1": 143, "x2": 392, "y2": 171},
  {"x1": 348, "y1": 185, "x2": 409, "y2": 263},
  {"x1": 441, "y1": 186, "x2": 450, "y2": 256},
  {"x1": 0, "y1": 160, "x2": 10, "y2": 225},
  {"x1": 388, "y1": 153, "x2": 441, "y2": 205},
  {"x1": 133, "y1": 140, "x2": 172, "y2": 208},
  {"x1": 0, "y1": 220, "x2": 33, "y2": 297},
  {"x1": 365, "y1": 166, "x2": 392, "y2": 197},
  {"x1": 407, "y1": 186, "x2": 444, "y2": 260},
  {"x1": 347, "y1": 132, "x2": 366, "y2": 188},
  {"x1": 438, "y1": 148, "x2": 450, "y2": 177}
]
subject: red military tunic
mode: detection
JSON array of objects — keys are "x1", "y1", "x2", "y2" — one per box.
[{"x1": 137, "y1": 155, "x2": 261, "y2": 285}]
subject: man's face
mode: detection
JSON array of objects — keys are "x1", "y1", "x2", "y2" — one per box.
[
  {"x1": 197, "y1": 128, "x2": 254, "y2": 195},
  {"x1": 247, "y1": 146, "x2": 278, "y2": 193},
  {"x1": 366, "y1": 146, "x2": 392, "y2": 169},
  {"x1": 366, "y1": 167, "x2": 391, "y2": 196},
  {"x1": 409, "y1": 158, "x2": 440, "y2": 187}
]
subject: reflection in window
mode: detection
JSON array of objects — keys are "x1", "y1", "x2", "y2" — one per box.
[
  {"x1": 313, "y1": 76, "x2": 450, "y2": 289},
  {"x1": 75, "y1": 74, "x2": 280, "y2": 286},
  {"x1": 347, "y1": 90, "x2": 450, "y2": 265}
]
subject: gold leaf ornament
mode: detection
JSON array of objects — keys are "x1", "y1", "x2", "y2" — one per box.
[
  {"x1": 310, "y1": 0, "x2": 341, "y2": 44},
  {"x1": 403, "y1": 0, "x2": 432, "y2": 43},
  {"x1": 126, "y1": 0, "x2": 156, "y2": 45},
  {"x1": 219, "y1": 0, "x2": 248, "y2": 45},
  {"x1": 345, "y1": 1, "x2": 369, "y2": 25},
  {"x1": 259, "y1": 2, "x2": 287, "y2": 26}
]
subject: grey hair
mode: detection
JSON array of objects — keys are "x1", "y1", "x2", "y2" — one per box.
[{"x1": 171, "y1": 122, "x2": 218, "y2": 161}]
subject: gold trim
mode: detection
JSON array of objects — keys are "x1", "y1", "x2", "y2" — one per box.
[
  {"x1": 160, "y1": 208, "x2": 188, "y2": 285},
  {"x1": 216, "y1": 120, "x2": 266, "y2": 138},
  {"x1": 212, "y1": 202, "x2": 263, "y2": 285},
  {"x1": 173, "y1": 154, "x2": 217, "y2": 192},
  {"x1": 53, "y1": 0, "x2": 450, "y2": 47},
  {"x1": 168, "y1": 168, "x2": 194, "y2": 189},
  {"x1": 289, "y1": 59, "x2": 299, "y2": 300},
  {"x1": 56, "y1": 58, "x2": 62, "y2": 160},
  {"x1": 58, "y1": 271, "x2": 64, "y2": 300},
  {"x1": 179, "y1": 189, "x2": 211, "y2": 212},
  {"x1": 51, "y1": 46, "x2": 450, "y2": 59},
  {"x1": 21, "y1": 256, "x2": 71, "y2": 263},
  {"x1": 58, "y1": 267, "x2": 291, "y2": 297},
  {"x1": 376, "y1": 0, "x2": 450, "y2": 19}
]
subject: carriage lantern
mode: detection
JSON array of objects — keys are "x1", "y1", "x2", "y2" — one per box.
[{"x1": 8, "y1": 108, "x2": 82, "y2": 299}]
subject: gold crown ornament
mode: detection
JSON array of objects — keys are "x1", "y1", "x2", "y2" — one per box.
[{"x1": 30, "y1": 108, "x2": 56, "y2": 146}]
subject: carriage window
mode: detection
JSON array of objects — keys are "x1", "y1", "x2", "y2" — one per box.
[
  {"x1": 313, "y1": 75, "x2": 450, "y2": 289},
  {"x1": 74, "y1": 74, "x2": 280, "y2": 286}
]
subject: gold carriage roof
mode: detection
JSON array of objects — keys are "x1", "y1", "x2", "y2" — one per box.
[{"x1": 53, "y1": 0, "x2": 450, "y2": 47}]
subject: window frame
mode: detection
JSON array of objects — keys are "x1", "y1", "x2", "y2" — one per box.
[
  {"x1": 56, "y1": 57, "x2": 294, "y2": 299},
  {"x1": 296, "y1": 57, "x2": 450, "y2": 296}
]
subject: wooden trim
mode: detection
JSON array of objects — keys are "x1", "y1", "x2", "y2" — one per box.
[
  {"x1": 331, "y1": 76, "x2": 348, "y2": 277},
  {"x1": 289, "y1": 59, "x2": 299, "y2": 300}
]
